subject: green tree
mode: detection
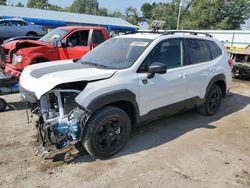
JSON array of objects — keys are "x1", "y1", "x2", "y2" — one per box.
[
  {"x1": 0, "y1": 0, "x2": 6, "y2": 5},
  {"x1": 111, "y1": 10, "x2": 124, "y2": 18},
  {"x1": 70, "y1": 0, "x2": 99, "y2": 15},
  {"x1": 27, "y1": 0, "x2": 48, "y2": 9},
  {"x1": 98, "y1": 7, "x2": 109, "y2": 16},
  {"x1": 151, "y1": 2, "x2": 178, "y2": 29},
  {"x1": 141, "y1": 0, "x2": 250, "y2": 30},
  {"x1": 16, "y1": 2, "x2": 25, "y2": 7},
  {"x1": 141, "y1": 3, "x2": 153, "y2": 21},
  {"x1": 125, "y1": 7, "x2": 139, "y2": 25},
  {"x1": 216, "y1": 0, "x2": 250, "y2": 29},
  {"x1": 48, "y1": 4, "x2": 62, "y2": 11},
  {"x1": 181, "y1": 0, "x2": 223, "y2": 29}
]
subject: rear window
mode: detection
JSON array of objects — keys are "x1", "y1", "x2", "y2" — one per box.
[
  {"x1": 206, "y1": 40, "x2": 222, "y2": 59},
  {"x1": 186, "y1": 39, "x2": 212, "y2": 64},
  {"x1": 93, "y1": 30, "x2": 105, "y2": 44}
]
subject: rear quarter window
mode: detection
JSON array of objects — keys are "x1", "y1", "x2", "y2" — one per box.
[
  {"x1": 186, "y1": 39, "x2": 212, "y2": 64},
  {"x1": 206, "y1": 40, "x2": 223, "y2": 59},
  {"x1": 93, "y1": 30, "x2": 105, "y2": 44}
]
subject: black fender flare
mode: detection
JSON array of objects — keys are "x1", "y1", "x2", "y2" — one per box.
[
  {"x1": 205, "y1": 74, "x2": 226, "y2": 97},
  {"x1": 86, "y1": 89, "x2": 140, "y2": 120}
]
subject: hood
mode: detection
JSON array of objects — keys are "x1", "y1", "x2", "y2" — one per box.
[
  {"x1": 3, "y1": 39, "x2": 49, "y2": 51},
  {"x1": 20, "y1": 59, "x2": 117, "y2": 99}
]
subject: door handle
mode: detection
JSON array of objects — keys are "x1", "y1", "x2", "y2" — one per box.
[
  {"x1": 209, "y1": 67, "x2": 216, "y2": 72},
  {"x1": 178, "y1": 73, "x2": 187, "y2": 79},
  {"x1": 48, "y1": 49, "x2": 56, "y2": 52}
]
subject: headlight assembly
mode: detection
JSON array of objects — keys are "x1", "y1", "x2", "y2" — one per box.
[{"x1": 12, "y1": 54, "x2": 23, "y2": 65}]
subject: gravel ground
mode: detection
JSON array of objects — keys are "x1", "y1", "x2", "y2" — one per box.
[{"x1": 0, "y1": 79, "x2": 250, "y2": 188}]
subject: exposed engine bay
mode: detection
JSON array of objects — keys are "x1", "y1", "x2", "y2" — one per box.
[{"x1": 35, "y1": 89, "x2": 91, "y2": 157}]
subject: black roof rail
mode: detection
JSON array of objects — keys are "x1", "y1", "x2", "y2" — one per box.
[
  {"x1": 125, "y1": 30, "x2": 165, "y2": 35},
  {"x1": 162, "y1": 30, "x2": 213, "y2": 38}
]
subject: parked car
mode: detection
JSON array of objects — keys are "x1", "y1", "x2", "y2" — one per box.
[
  {"x1": 2, "y1": 26, "x2": 109, "y2": 78},
  {"x1": 20, "y1": 31, "x2": 232, "y2": 159},
  {"x1": 0, "y1": 18, "x2": 47, "y2": 39},
  {"x1": 227, "y1": 46, "x2": 250, "y2": 78}
]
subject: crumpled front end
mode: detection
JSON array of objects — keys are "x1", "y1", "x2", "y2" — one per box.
[{"x1": 36, "y1": 89, "x2": 91, "y2": 157}]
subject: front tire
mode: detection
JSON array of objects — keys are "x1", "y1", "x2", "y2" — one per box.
[
  {"x1": 198, "y1": 85, "x2": 222, "y2": 116},
  {"x1": 82, "y1": 106, "x2": 131, "y2": 159}
]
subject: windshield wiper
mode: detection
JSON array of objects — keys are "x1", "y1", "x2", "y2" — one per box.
[{"x1": 81, "y1": 60, "x2": 107, "y2": 68}]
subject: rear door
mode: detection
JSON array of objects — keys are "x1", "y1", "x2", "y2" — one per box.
[
  {"x1": 183, "y1": 38, "x2": 217, "y2": 100},
  {"x1": 9, "y1": 20, "x2": 27, "y2": 37}
]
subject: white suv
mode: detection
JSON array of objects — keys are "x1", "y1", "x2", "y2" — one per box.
[{"x1": 20, "y1": 31, "x2": 232, "y2": 159}]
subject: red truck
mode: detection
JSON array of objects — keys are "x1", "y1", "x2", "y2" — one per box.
[{"x1": 1, "y1": 26, "x2": 109, "y2": 78}]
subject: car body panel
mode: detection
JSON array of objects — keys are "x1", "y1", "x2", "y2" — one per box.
[{"x1": 20, "y1": 59, "x2": 117, "y2": 99}]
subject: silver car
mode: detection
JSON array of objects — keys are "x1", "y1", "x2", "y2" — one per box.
[{"x1": 0, "y1": 18, "x2": 47, "y2": 39}]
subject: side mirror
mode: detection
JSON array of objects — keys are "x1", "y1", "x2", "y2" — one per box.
[
  {"x1": 148, "y1": 62, "x2": 167, "y2": 79},
  {"x1": 53, "y1": 40, "x2": 66, "y2": 48},
  {"x1": 53, "y1": 40, "x2": 60, "y2": 47}
]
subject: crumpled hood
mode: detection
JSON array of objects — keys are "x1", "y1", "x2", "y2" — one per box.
[
  {"x1": 20, "y1": 59, "x2": 117, "y2": 99},
  {"x1": 3, "y1": 39, "x2": 49, "y2": 51}
]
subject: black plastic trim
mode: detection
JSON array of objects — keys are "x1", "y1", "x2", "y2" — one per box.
[
  {"x1": 205, "y1": 74, "x2": 226, "y2": 97},
  {"x1": 138, "y1": 96, "x2": 202, "y2": 124},
  {"x1": 86, "y1": 89, "x2": 140, "y2": 119}
]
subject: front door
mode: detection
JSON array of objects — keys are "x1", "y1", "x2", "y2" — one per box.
[
  {"x1": 0, "y1": 20, "x2": 10, "y2": 38},
  {"x1": 58, "y1": 30, "x2": 91, "y2": 60},
  {"x1": 138, "y1": 38, "x2": 188, "y2": 116}
]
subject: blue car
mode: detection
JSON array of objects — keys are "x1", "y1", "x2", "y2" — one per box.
[{"x1": 0, "y1": 18, "x2": 47, "y2": 39}]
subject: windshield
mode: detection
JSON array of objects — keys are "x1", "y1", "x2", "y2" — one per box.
[
  {"x1": 80, "y1": 37, "x2": 152, "y2": 69},
  {"x1": 39, "y1": 29, "x2": 68, "y2": 43}
]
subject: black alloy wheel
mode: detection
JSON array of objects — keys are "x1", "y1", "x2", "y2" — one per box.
[
  {"x1": 198, "y1": 84, "x2": 222, "y2": 116},
  {"x1": 207, "y1": 86, "x2": 222, "y2": 115},
  {"x1": 95, "y1": 117, "x2": 125, "y2": 153},
  {"x1": 82, "y1": 106, "x2": 131, "y2": 158}
]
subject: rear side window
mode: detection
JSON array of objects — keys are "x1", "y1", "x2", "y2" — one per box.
[
  {"x1": 206, "y1": 40, "x2": 222, "y2": 59},
  {"x1": 186, "y1": 39, "x2": 212, "y2": 64},
  {"x1": 93, "y1": 30, "x2": 105, "y2": 44},
  {"x1": 10, "y1": 21, "x2": 26, "y2": 26},
  {"x1": 0, "y1": 21, "x2": 9, "y2": 26}
]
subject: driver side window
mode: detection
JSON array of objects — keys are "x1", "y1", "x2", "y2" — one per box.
[
  {"x1": 139, "y1": 38, "x2": 184, "y2": 72},
  {"x1": 65, "y1": 30, "x2": 89, "y2": 47}
]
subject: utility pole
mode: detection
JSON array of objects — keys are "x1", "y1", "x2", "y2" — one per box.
[{"x1": 177, "y1": 0, "x2": 182, "y2": 30}]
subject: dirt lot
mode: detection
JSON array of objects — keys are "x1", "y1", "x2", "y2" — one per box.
[{"x1": 0, "y1": 79, "x2": 250, "y2": 188}]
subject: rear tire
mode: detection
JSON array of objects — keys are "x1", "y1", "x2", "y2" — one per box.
[
  {"x1": 82, "y1": 106, "x2": 131, "y2": 159},
  {"x1": 0, "y1": 98, "x2": 7, "y2": 112},
  {"x1": 198, "y1": 85, "x2": 222, "y2": 116}
]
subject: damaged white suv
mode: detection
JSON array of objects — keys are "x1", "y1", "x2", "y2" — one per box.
[{"x1": 20, "y1": 31, "x2": 232, "y2": 159}]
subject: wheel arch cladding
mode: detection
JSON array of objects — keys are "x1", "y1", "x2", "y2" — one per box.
[
  {"x1": 206, "y1": 74, "x2": 227, "y2": 97},
  {"x1": 86, "y1": 89, "x2": 140, "y2": 128}
]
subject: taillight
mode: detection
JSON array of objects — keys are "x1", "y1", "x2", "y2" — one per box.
[{"x1": 228, "y1": 59, "x2": 234, "y2": 68}]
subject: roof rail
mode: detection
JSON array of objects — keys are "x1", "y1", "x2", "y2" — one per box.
[
  {"x1": 162, "y1": 30, "x2": 213, "y2": 38},
  {"x1": 125, "y1": 30, "x2": 165, "y2": 35}
]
